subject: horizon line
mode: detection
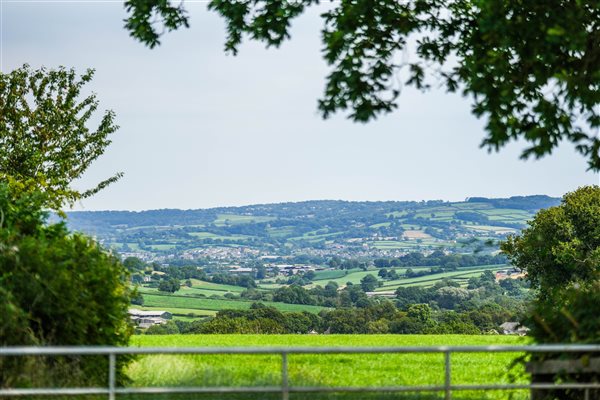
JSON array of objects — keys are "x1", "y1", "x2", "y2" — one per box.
[{"x1": 66, "y1": 194, "x2": 558, "y2": 213}]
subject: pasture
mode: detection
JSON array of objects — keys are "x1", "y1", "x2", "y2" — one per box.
[
  {"x1": 214, "y1": 214, "x2": 276, "y2": 226},
  {"x1": 125, "y1": 334, "x2": 530, "y2": 400},
  {"x1": 377, "y1": 264, "x2": 505, "y2": 291},
  {"x1": 140, "y1": 293, "x2": 327, "y2": 314},
  {"x1": 307, "y1": 264, "x2": 504, "y2": 290}
]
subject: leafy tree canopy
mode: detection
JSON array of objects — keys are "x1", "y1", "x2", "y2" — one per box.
[
  {"x1": 124, "y1": 0, "x2": 600, "y2": 169},
  {"x1": 502, "y1": 185, "x2": 600, "y2": 344},
  {"x1": 0, "y1": 65, "x2": 122, "y2": 208},
  {"x1": 502, "y1": 185, "x2": 600, "y2": 301}
]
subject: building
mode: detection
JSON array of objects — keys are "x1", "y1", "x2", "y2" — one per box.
[
  {"x1": 499, "y1": 322, "x2": 530, "y2": 336},
  {"x1": 495, "y1": 268, "x2": 526, "y2": 281},
  {"x1": 129, "y1": 309, "x2": 172, "y2": 328}
]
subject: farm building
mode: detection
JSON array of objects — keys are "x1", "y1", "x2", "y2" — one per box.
[
  {"x1": 499, "y1": 322, "x2": 530, "y2": 336},
  {"x1": 495, "y1": 268, "x2": 526, "y2": 281},
  {"x1": 227, "y1": 266, "x2": 254, "y2": 274},
  {"x1": 129, "y1": 309, "x2": 172, "y2": 328}
]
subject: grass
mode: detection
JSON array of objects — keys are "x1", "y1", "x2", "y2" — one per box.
[
  {"x1": 311, "y1": 269, "x2": 376, "y2": 286},
  {"x1": 138, "y1": 281, "x2": 247, "y2": 299},
  {"x1": 214, "y1": 214, "x2": 276, "y2": 226},
  {"x1": 188, "y1": 279, "x2": 247, "y2": 292},
  {"x1": 309, "y1": 265, "x2": 502, "y2": 291},
  {"x1": 141, "y1": 293, "x2": 327, "y2": 314},
  {"x1": 266, "y1": 226, "x2": 296, "y2": 238},
  {"x1": 289, "y1": 231, "x2": 344, "y2": 242},
  {"x1": 377, "y1": 265, "x2": 504, "y2": 291},
  {"x1": 312, "y1": 269, "x2": 350, "y2": 281},
  {"x1": 370, "y1": 240, "x2": 453, "y2": 250},
  {"x1": 136, "y1": 306, "x2": 217, "y2": 317},
  {"x1": 125, "y1": 335, "x2": 530, "y2": 400},
  {"x1": 188, "y1": 232, "x2": 255, "y2": 241},
  {"x1": 148, "y1": 244, "x2": 177, "y2": 251}
]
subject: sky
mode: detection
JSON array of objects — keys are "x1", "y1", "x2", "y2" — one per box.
[{"x1": 2, "y1": 1, "x2": 598, "y2": 211}]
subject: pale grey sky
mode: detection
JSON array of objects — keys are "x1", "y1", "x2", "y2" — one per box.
[{"x1": 2, "y1": 1, "x2": 597, "y2": 210}]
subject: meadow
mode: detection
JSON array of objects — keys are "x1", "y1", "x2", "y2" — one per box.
[
  {"x1": 139, "y1": 293, "x2": 327, "y2": 315},
  {"x1": 125, "y1": 334, "x2": 530, "y2": 400},
  {"x1": 307, "y1": 264, "x2": 504, "y2": 290}
]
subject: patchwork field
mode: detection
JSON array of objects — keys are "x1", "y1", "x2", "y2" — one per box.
[
  {"x1": 125, "y1": 334, "x2": 530, "y2": 400},
  {"x1": 72, "y1": 197, "x2": 556, "y2": 260}
]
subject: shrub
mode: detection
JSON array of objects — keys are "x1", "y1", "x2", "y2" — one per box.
[{"x1": 0, "y1": 184, "x2": 132, "y2": 387}]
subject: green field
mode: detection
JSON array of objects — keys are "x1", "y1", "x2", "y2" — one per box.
[
  {"x1": 141, "y1": 293, "x2": 327, "y2": 314},
  {"x1": 377, "y1": 265, "x2": 504, "y2": 291},
  {"x1": 138, "y1": 280, "x2": 248, "y2": 300},
  {"x1": 308, "y1": 265, "x2": 503, "y2": 291},
  {"x1": 312, "y1": 269, "x2": 350, "y2": 281},
  {"x1": 188, "y1": 279, "x2": 248, "y2": 292},
  {"x1": 188, "y1": 232, "x2": 255, "y2": 241},
  {"x1": 126, "y1": 334, "x2": 530, "y2": 399},
  {"x1": 311, "y1": 269, "x2": 377, "y2": 286},
  {"x1": 214, "y1": 214, "x2": 277, "y2": 226},
  {"x1": 370, "y1": 240, "x2": 454, "y2": 250},
  {"x1": 135, "y1": 306, "x2": 217, "y2": 318}
]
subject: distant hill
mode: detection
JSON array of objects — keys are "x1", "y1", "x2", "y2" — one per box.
[{"x1": 64, "y1": 196, "x2": 560, "y2": 261}]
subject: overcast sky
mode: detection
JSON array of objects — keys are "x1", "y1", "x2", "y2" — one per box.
[{"x1": 2, "y1": 1, "x2": 598, "y2": 211}]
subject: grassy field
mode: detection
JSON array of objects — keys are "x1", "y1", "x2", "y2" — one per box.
[
  {"x1": 188, "y1": 232, "x2": 255, "y2": 241},
  {"x1": 141, "y1": 293, "x2": 327, "y2": 314},
  {"x1": 308, "y1": 265, "x2": 503, "y2": 290},
  {"x1": 214, "y1": 214, "x2": 276, "y2": 226},
  {"x1": 139, "y1": 280, "x2": 247, "y2": 297},
  {"x1": 125, "y1": 334, "x2": 530, "y2": 400},
  {"x1": 311, "y1": 269, "x2": 377, "y2": 286},
  {"x1": 312, "y1": 269, "x2": 351, "y2": 281},
  {"x1": 377, "y1": 265, "x2": 505, "y2": 291}
]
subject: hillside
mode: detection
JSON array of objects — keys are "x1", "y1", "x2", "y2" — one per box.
[{"x1": 65, "y1": 196, "x2": 559, "y2": 262}]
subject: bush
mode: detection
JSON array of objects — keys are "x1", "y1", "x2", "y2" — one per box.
[
  {"x1": 0, "y1": 184, "x2": 132, "y2": 387},
  {"x1": 145, "y1": 321, "x2": 180, "y2": 335}
]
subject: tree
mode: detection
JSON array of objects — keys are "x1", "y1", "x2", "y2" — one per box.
[
  {"x1": 255, "y1": 264, "x2": 267, "y2": 279},
  {"x1": 123, "y1": 257, "x2": 146, "y2": 272},
  {"x1": 435, "y1": 286, "x2": 470, "y2": 310},
  {"x1": 158, "y1": 278, "x2": 181, "y2": 293},
  {"x1": 124, "y1": 0, "x2": 600, "y2": 170},
  {"x1": 503, "y1": 186, "x2": 600, "y2": 301},
  {"x1": 502, "y1": 186, "x2": 600, "y2": 343},
  {"x1": 0, "y1": 65, "x2": 122, "y2": 208},
  {"x1": 387, "y1": 269, "x2": 399, "y2": 280},
  {"x1": 407, "y1": 304, "x2": 432, "y2": 324},
  {"x1": 360, "y1": 274, "x2": 380, "y2": 292}
]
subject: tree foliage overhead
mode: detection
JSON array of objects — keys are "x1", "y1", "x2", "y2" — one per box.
[
  {"x1": 124, "y1": 0, "x2": 600, "y2": 169},
  {"x1": 0, "y1": 65, "x2": 122, "y2": 207}
]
